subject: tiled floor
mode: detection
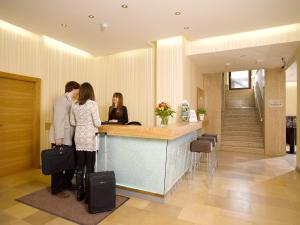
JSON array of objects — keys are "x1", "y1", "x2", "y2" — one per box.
[{"x1": 0, "y1": 151, "x2": 299, "y2": 225}]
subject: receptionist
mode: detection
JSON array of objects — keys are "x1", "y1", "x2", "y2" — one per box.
[{"x1": 108, "y1": 92, "x2": 128, "y2": 124}]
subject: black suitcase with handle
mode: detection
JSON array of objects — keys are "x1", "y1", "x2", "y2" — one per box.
[
  {"x1": 41, "y1": 145, "x2": 75, "y2": 175},
  {"x1": 87, "y1": 171, "x2": 116, "y2": 213}
]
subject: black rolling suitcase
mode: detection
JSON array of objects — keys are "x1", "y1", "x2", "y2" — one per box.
[
  {"x1": 88, "y1": 132, "x2": 116, "y2": 214},
  {"x1": 87, "y1": 171, "x2": 116, "y2": 213}
]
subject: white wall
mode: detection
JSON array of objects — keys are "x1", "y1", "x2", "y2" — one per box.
[
  {"x1": 0, "y1": 20, "x2": 155, "y2": 150},
  {"x1": 286, "y1": 82, "x2": 297, "y2": 116},
  {"x1": 95, "y1": 48, "x2": 155, "y2": 126}
]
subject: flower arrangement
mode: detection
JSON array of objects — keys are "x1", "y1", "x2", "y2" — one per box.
[{"x1": 155, "y1": 102, "x2": 176, "y2": 126}]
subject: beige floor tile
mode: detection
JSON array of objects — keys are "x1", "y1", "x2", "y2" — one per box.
[
  {"x1": 0, "y1": 152, "x2": 299, "y2": 225},
  {"x1": 44, "y1": 217, "x2": 77, "y2": 225},
  {"x1": 23, "y1": 211, "x2": 56, "y2": 225},
  {"x1": 4, "y1": 203, "x2": 38, "y2": 219},
  {"x1": 144, "y1": 201, "x2": 182, "y2": 218},
  {"x1": 0, "y1": 211, "x2": 18, "y2": 225},
  {"x1": 124, "y1": 197, "x2": 150, "y2": 209},
  {"x1": 178, "y1": 203, "x2": 221, "y2": 224},
  {"x1": 7, "y1": 220, "x2": 32, "y2": 225}
]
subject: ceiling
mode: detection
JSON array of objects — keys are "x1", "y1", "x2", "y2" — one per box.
[
  {"x1": 1, "y1": 0, "x2": 300, "y2": 56},
  {"x1": 189, "y1": 41, "x2": 300, "y2": 73}
]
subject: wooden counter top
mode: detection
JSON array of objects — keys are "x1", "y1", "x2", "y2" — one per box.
[{"x1": 99, "y1": 121, "x2": 207, "y2": 140}]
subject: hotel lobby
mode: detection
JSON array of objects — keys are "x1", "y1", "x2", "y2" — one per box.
[{"x1": 1, "y1": 0, "x2": 300, "y2": 225}]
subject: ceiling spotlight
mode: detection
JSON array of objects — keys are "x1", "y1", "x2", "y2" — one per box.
[
  {"x1": 61, "y1": 24, "x2": 68, "y2": 28},
  {"x1": 100, "y1": 23, "x2": 109, "y2": 32},
  {"x1": 121, "y1": 4, "x2": 128, "y2": 8},
  {"x1": 184, "y1": 26, "x2": 190, "y2": 30},
  {"x1": 225, "y1": 62, "x2": 231, "y2": 66},
  {"x1": 174, "y1": 11, "x2": 181, "y2": 15},
  {"x1": 88, "y1": 15, "x2": 94, "y2": 19}
]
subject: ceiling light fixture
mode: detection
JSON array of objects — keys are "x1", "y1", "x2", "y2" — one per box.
[
  {"x1": 121, "y1": 4, "x2": 128, "y2": 8},
  {"x1": 184, "y1": 27, "x2": 190, "y2": 30},
  {"x1": 88, "y1": 15, "x2": 94, "y2": 19},
  {"x1": 225, "y1": 62, "x2": 231, "y2": 66},
  {"x1": 61, "y1": 24, "x2": 68, "y2": 28},
  {"x1": 174, "y1": 11, "x2": 181, "y2": 15},
  {"x1": 100, "y1": 23, "x2": 109, "y2": 32}
]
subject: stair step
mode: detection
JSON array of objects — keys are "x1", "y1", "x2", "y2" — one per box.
[
  {"x1": 224, "y1": 111, "x2": 256, "y2": 114},
  {"x1": 224, "y1": 115, "x2": 258, "y2": 119},
  {"x1": 222, "y1": 126, "x2": 262, "y2": 132},
  {"x1": 223, "y1": 122, "x2": 261, "y2": 127},
  {"x1": 222, "y1": 135, "x2": 264, "y2": 142},
  {"x1": 221, "y1": 140, "x2": 264, "y2": 148},
  {"x1": 222, "y1": 130, "x2": 263, "y2": 137},
  {"x1": 220, "y1": 145, "x2": 264, "y2": 154}
]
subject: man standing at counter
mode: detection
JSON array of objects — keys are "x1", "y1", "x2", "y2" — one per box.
[{"x1": 49, "y1": 81, "x2": 80, "y2": 198}]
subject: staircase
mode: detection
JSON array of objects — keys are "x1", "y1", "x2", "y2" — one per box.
[{"x1": 221, "y1": 90, "x2": 264, "y2": 154}]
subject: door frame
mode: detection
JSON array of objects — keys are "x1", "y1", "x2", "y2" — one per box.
[{"x1": 0, "y1": 71, "x2": 41, "y2": 168}]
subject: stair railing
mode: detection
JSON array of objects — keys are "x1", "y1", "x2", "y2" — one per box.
[{"x1": 254, "y1": 81, "x2": 264, "y2": 124}]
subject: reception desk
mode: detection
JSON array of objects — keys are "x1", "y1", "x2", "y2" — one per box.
[{"x1": 96, "y1": 121, "x2": 206, "y2": 199}]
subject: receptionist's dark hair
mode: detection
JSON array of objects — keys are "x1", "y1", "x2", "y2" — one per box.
[{"x1": 110, "y1": 92, "x2": 124, "y2": 117}]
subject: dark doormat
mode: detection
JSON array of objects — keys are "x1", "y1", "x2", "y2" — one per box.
[{"x1": 16, "y1": 188, "x2": 129, "y2": 225}]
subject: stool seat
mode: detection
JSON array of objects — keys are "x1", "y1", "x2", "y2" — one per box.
[
  {"x1": 203, "y1": 133, "x2": 218, "y2": 142},
  {"x1": 190, "y1": 140, "x2": 212, "y2": 153},
  {"x1": 197, "y1": 136, "x2": 216, "y2": 147}
]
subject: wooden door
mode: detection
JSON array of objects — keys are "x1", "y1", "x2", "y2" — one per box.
[
  {"x1": 0, "y1": 72, "x2": 40, "y2": 177},
  {"x1": 197, "y1": 88, "x2": 205, "y2": 109}
]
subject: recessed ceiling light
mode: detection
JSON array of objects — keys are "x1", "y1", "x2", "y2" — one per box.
[
  {"x1": 174, "y1": 11, "x2": 181, "y2": 15},
  {"x1": 100, "y1": 23, "x2": 109, "y2": 32},
  {"x1": 61, "y1": 24, "x2": 68, "y2": 28},
  {"x1": 225, "y1": 62, "x2": 231, "y2": 66},
  {"x1": 184, "y1": 26, "x2": 190, "y2": 30},
  {"x1": 88, "y1": 15, "x2": 94, "y2": 19},
  {"x1": 121, "y1": 4, "x2": 128, "y2": 8}
]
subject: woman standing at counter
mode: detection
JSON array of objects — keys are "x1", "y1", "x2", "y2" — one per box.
[
  {"x1": 70, "y1": 82, "x2": 101, "y2": 201},
  {"x1": 108, "y1": 92, "x2": 128, "y2": 124}
]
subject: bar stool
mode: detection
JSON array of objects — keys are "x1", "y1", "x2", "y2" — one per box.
[
  {"x1": 196, "y1": 136, "x2": 217, "y2": 174},
  {"x1": 203, "y1": 133, "x2": 218, "y2": 143},
  {"x1": 189, "y1": 139, "x2": 213, "y2": 176}
]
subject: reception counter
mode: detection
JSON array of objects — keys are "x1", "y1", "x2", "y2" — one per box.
[{"x1": 96, "y1": 121, "x2": 206, "y2": 199}]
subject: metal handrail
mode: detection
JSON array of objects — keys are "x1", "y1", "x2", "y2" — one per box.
[{"x1": 254, "y1": 82, "x2": 264, "y2": 123}]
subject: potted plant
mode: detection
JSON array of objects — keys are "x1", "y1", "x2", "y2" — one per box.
[
  {"x1": 197, "y1": 107, "x2": 206, "y2": 121},
  {"x1": 155, "y1": 102, "x2": 176, "y2": 127}
]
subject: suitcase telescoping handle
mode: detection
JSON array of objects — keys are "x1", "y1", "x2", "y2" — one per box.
[{"x1": 95, "y1": 132, "x2": 108, "y2": 172}]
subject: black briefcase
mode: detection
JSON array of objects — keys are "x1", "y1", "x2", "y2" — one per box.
[
  {"x1": 87, "y1": 171, "x2": 116, "y2": 214},
  {"x1": 41, "y1": 145, "x2": 75, "y2": 175}
]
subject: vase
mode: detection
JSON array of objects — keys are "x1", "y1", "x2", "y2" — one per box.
[
  {"x1": 199, "y1": 114, "x2": 205, "y2": 121},
  {"x1": 160, "y1": 116, "x2": 169, "y2": 127}
]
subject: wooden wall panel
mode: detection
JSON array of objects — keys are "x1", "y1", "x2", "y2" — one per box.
[
  {"x1": 95, "y1": 48, "x2": 155, "y2": 126},
  {"x1": 203, "y1": 73, "x2": 222, "y2": 136},
  {"x1": 295, "y1": 48, "x2": 300, "y2": 169},
  {"x1": 264, "y1": 69, "x2": 286, "y2": 156}
]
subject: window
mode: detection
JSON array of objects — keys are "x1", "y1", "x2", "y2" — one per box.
[{"x1": 229, "y1": 70, "x2": 251, "y2": 89}]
